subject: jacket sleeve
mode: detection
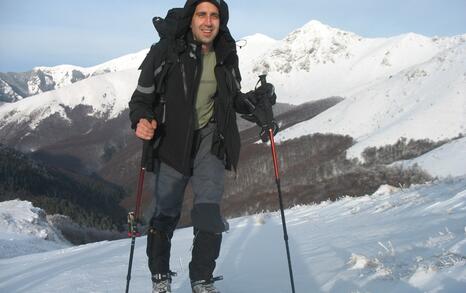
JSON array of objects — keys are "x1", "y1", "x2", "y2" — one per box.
[
  {"x1": 128, "y1": 44, "x2": 164, "y2": 129},
  {"x1": 230, "y1": 57, "x2": 255, "y2": 115}
]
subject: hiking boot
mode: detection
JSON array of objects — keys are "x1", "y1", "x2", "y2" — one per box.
[
  {"x1": 152, "y1": 273, "x2": 174, "y2": 293},
  {"x1": 152, "y1": 279, "x2": 171, "y2": 293},
  {"x1": 191, "y1": 278, "x2": 222, "y2": 293}
]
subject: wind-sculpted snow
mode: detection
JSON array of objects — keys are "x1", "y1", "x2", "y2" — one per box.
[
  {"x1": 0, "y1": 200, "x2": 69, "y2": 259},
  {"x1": 0, "y1": 178, "x2": 465, "y2": 292}
]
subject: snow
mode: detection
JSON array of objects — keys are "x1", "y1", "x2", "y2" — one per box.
[
  {"x1": 239, "y1": 22, "x2": 465, "y2": 102},
  {"x1": 0, "y1": 33, "x2": 275, "y2": 133},
  {"x1": 1, "y1": 23, "x2": 465, "y2": 166},
  {"x1": 237, "y1": 34, "x2": 278, "y2": 78},
  {"x1": 395, "y1": 136, "x2": 466, "y2": 178},
  {"x1": 0, "y1": 200, "x2": 69, "y2": 259},
  {"x1": 0, "y1": 79, "x2": 23, "y2": 101},
  {"x1": 86, "y1": 48, "x2": 149, "y2": 76},
  {"x1": 274, "y1": 41, "x2": 466, "y2": 164},
  {"x1": 0, "y1": 69, "x2": 139, "y2": 129},
  {"x1": 32, "y1": 48, "x2": 149, "y2": 88},
  {"x1": 238, "y1": 24, "x2": 465, "y2": 176},
  {"x1": 1, "y1": 22, "x2": 465, "y2": 291},
  {"x1": 1, "y1": 177, "x2": 465, "y2": 292},
  {"x1": 8, "y1": 49, "x2": 149, "y2": 99}
]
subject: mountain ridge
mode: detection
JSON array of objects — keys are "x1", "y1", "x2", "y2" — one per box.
[
  {"x1": 1, "y1": 20, "x2": 464, "y2": 163},
  {"x1": 0, "y1": 49, "x2": 148, "y2": 103}
]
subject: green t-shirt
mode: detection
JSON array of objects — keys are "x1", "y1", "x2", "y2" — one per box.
[{"x1": 194, "y1": 51, "x2": 217, "y2": 130}]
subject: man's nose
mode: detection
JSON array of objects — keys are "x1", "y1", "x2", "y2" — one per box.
[{"x1": 205, "y1": 16, "x2": 213, "y2": 26}]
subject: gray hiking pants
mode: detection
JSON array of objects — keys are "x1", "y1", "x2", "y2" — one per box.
[
  {"x1": 147, "y1": 122, "x2": 227, "y2": 278},
  {"x1": 149, "y1": 121, "x2": 227, "y2": 234}
]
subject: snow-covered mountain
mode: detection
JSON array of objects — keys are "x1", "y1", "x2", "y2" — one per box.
[
  {"x1": 240, "y1": 21, "x2": 465, "y2": 164},
  {"x1": 275, "y1": 40, "x2": 466, "y2": 158},
  {"x1": 255, "y1": 22, "x2": 464, "y2": 98},
  {"x1": 0, "y1": 34, "x2": 277, "y2": 151},
  {"x1": 0, "y1": 49, "x2": 148, "y2": 102},
  {"x1": 0, "y1": 69, "x2": 139, "y2": 152},
  {"x1": 240, "y1": 20, "x2": 466, "y2": 102},
  {"x1": 0, "y1": 20, "x2": 465, "y2": 164},
  {"x1": 0, "y1": 200, "x2": 70, "y2": 259},
  {"x1": 1, "y1": 177, "x2": 465, "y2": 292}
]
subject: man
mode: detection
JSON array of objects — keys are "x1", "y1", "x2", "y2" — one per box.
[{"x1": 129, "y1": 1, "x2": 276, "y2": 292}]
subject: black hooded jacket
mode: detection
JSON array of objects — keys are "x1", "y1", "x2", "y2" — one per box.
[{"x1": 129, "y1": 0, "x2": 252, "y2": 176}]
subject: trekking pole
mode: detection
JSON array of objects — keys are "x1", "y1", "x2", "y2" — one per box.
[
  {"x1": 259, "y1": 75, "x2": 296, "y2": 293},
  {"x1": 125, "y1": 140, "x2": 150, "y2": 293}
]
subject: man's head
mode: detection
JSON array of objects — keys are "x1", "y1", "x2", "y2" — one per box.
[{"x1": 190, "y1": 1, "x2": 221, "y2": 50}]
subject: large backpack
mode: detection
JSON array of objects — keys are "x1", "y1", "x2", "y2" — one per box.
[
  {"x1": 152, "y1": 7, "x2": 190, "y2": 41},
  {"x1": 137, "y1": 8, "x2": 191, "y2": 171},
  {"x1": 143, "y1": 8, "x2": 190, "y2": 123}
]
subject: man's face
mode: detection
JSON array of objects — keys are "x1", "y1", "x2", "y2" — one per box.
[{"x1": 191, "y1": 1, "x2": 220, "y2": 47}]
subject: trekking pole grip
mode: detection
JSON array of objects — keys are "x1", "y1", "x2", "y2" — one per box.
[
  {"x1": 141, "y1": 139, "x2": 151, "y2": 169},
  {"x1": 258, "y1": 74, "x2": 267, "y2": 86}
]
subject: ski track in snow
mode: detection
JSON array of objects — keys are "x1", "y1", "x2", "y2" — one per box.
[{"x1": 1, "y1": 177, "x2": 465, "y2": 292}]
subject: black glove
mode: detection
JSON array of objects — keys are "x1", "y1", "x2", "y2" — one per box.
[
  {"x1": 251, "y1": 82, "x2": 276, "y2": 106},
  {"x1": 254, "y1": 97, "x2": 279, "y2": 142},
  {"x1": 241, "y1": 83, "x2": 279, "y2": 142}
]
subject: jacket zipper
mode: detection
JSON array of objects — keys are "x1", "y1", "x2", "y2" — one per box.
[
  {"x1": 223, "y1": 65, "x2": 231, "y2": 164},
  {"x1": 182, "y1": 48, "x2": 203, "y2": 172},
  {"x1": 180, "y1": 61, "x2": 188, "y2": 101}
]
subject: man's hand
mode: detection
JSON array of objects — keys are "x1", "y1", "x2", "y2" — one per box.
[{"x1": 135, "y1": 118, "x2": 157, "y2": 140}]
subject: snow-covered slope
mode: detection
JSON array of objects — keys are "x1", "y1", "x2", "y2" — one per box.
[
  {"x1": 27, "y1": 49, "x2": 146, "y2": 94},
  {"x1": 0, "y1": 69, "x2": 139, "y2": 151},
  {"x1": 0, "y1": 69, "x2": 139, "y2": 129},
  {"x1": 395, "y1": 136, "x2": 466, "y2": 178},
  {"x1": 1, "y1": 178, "x2": 465, "y2": 292},
  {"x1": 275, "y1": 40, "x2": 466, "y2": 161},
  {"x1": 239, "y1": 20, "x2": 466, "y2": 103},
  {"x1": 0, "y1": 200, "x2": 70, "y2": 259},
  {"x1": 243, "y1": 21, "x2": 466, "y2": 161},
  {"x1": 0, "y1": 49, "x2": 148, "y2": 102},
  {"x1": 0, "y1": 33, "x2": 276, "y2": 151},
  {"x1": 236, "y1": 33, "x2": 278, "y2": 77}
]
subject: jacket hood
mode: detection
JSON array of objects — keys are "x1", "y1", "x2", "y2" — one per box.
[
  {"x1": 152, "y1": 0, "x2": 235, "y2": 62},
  {"x1": 183, "y1": 0, "x2": 229, "y2": 31}
]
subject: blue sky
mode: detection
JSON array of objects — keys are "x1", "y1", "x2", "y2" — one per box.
[{"x1": 1, "y1": 0, "x2": 465, "y2": 72}]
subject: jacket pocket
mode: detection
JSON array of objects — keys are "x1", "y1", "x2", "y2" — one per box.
[{"x1": 211, "y1": 127, "x2": 225, "y2": 162}]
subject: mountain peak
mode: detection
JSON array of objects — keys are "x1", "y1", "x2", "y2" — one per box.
[
  {"x1": 283, "y1": 19, "x2": 360, "y2": 45},
  {"x1": 291, "y1": 19, "x2": 358, "y2": 38},
  {"x1": 301, "y1": 19, "x2": 327, "y2": 30},
  {"x1": 241, "y1": 33, "x2": 277, "y2": 45}
]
